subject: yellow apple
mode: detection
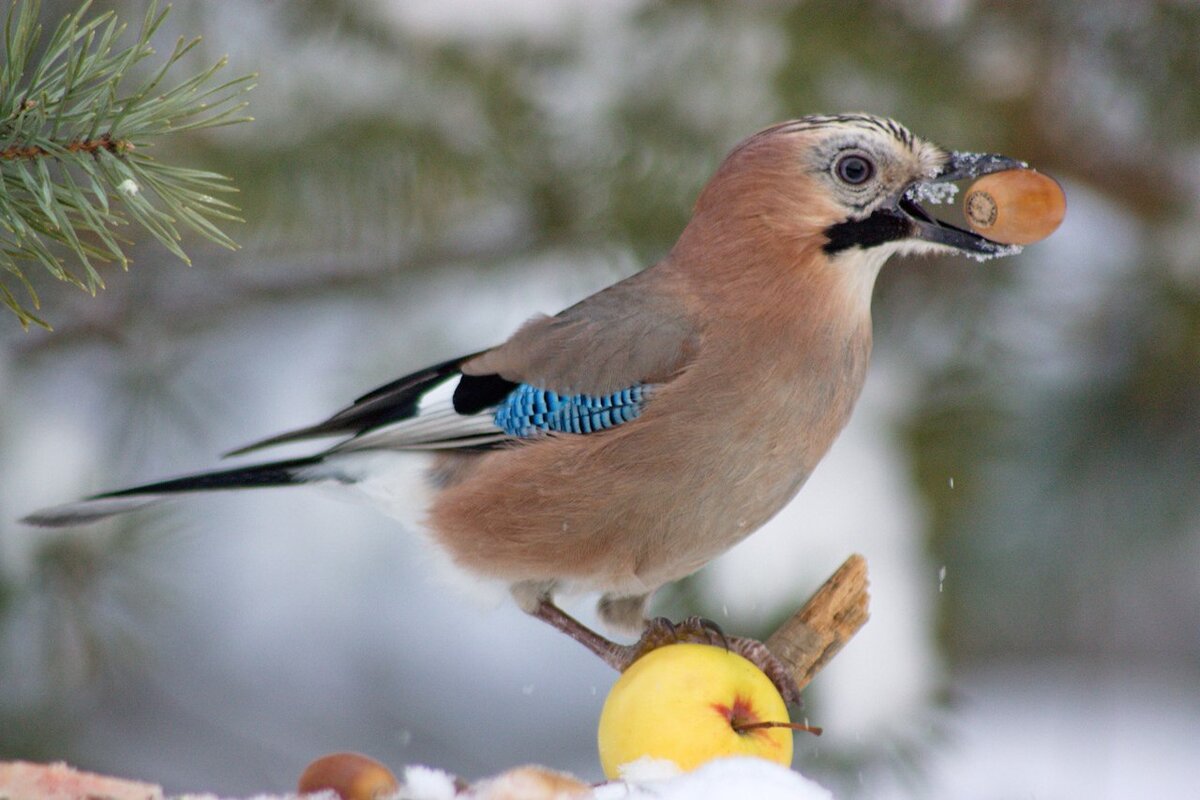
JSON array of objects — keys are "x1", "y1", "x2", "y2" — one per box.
[{"x1": 597, "y1": 642, "x2": 795, "y2": 778}]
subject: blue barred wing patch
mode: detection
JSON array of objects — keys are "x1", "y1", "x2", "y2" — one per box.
[{"x1": 493, "y1": 384, "x2": 652, "y2": 438}]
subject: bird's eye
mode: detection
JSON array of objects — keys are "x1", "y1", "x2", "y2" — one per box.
[{"x1": 834, "y1": 154, "x2": 875, "y2": 186}]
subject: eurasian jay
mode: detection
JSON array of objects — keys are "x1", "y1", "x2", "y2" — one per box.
[{"x1": 25, "y1": 114, "x2": 1024, "y2": 702}]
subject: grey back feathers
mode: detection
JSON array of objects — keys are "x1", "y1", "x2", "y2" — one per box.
[{"x1": 464, "y1": 267, "x2": 698, "y2": 396}]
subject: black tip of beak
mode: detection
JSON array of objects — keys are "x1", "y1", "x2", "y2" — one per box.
[{"x1": 934, "y1": 152, "x2": 1028, "y2": 183}]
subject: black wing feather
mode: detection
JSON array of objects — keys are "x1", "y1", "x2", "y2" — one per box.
[
  {"x1": 98, "y1": 456, "x2": 325, "y2": 496},
  {"x1": 226, "y1": 352, "x2": 488, "y2": 456},
  {"x1": 453, "y1": 373, "x2": 519, "y2": 414}
]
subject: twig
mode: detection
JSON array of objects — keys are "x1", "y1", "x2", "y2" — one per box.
[
  {"x1": 0, "y1": 134, "x2": 133, "y2": 160},
  {"x1": 765, "y1": 553, "x2": 870, "y2": 692}
]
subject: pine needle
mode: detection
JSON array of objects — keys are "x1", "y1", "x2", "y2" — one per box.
[{"x1": 0, "y1": 0, "x2": 253, "y2": 329}]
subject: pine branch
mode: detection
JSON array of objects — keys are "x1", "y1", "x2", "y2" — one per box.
[{"x1": 0, "y1": 0, "x2": 254, "y2": 329}]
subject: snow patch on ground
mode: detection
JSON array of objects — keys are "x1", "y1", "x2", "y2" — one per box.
[{"x1": 595, "y1": 758, "x2": 833, "y2": 800}]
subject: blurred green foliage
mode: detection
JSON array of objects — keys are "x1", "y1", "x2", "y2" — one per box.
[{"x1": 0, "y1": 0, "x2": 253, "y2": 327}]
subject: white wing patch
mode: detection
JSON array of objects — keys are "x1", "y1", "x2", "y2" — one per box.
[{"x1": 333, "y1": 372, "x2": 508, "y2": 452}]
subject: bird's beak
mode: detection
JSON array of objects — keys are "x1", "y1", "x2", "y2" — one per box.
[{"x1": 897, "y1": 152, "x2": 1027, "y2": 255}]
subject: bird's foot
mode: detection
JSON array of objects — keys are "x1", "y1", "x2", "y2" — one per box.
[
  {"x1": 628, "y1": 615, "x2": 730, "y2": 656},
  {"x1": 623, "y1": 617, "x2": 802, "y2": 707},
  {"x1": 723, "y1": 635, "x2": 803, "y2": 707},
  {"x1": 528, "y1": 599, "x2": 802, "y2": 705}
]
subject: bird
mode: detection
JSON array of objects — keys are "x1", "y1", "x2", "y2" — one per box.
[{"x1": 24, "y1": 114, "x2": 1025, "y2": 703}]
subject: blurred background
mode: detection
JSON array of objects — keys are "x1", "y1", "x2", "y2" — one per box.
[{"x1": 2, "y1": 1, "x2": 1199, "y2": 797}]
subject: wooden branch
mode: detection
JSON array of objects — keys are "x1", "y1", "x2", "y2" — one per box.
[{"x1": 765, "y1": 553, "x2": 870, "y2": 692}]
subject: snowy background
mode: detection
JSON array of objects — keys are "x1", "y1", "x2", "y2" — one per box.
[{"x1": 3, "y1": 2, "x2": 1199, "y2": 798}]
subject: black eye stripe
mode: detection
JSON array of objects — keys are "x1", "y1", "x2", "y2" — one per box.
[{"x1": 823, "y1": 209, "x2": 911, "y2": 254}]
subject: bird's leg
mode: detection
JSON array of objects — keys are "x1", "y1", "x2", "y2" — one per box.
[
  {"x1": 528, "y1": 597, "x2": 725, "y2": 669},
  {"x1": 528, "y1": 596, "x2": 802, "y2": 706},
  {"x1": 528, "y1": 596, "x2": 631, "y2": 672}
]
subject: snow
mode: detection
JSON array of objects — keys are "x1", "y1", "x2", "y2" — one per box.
[
  {"x1": 961, "y1": 242, "x2": 1023, "y2": 262},
  {"x1": 614, "y1": 757, "x2": 680, "y2": 782},
  {"x1": 401, "y1": 765, "x2": 458, "y2": 800},
  {"x1": 594, "y1": 758, "x2": 834, "y2": 800},
  {"x1": 904, "y1": 180, "x2": 958, "y2": 205},
  {"x1": 945, "y1": 150, "x2": 1029, "y2": 179}
]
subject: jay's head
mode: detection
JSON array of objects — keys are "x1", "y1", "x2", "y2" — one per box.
[{"x1": 690, "y1": 114, "x2": 1024, "y2": 276}]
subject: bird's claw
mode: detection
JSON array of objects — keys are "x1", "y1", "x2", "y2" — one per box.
[
  {"x1": 631, "y1": 615, "x2": 730, "y2": 658},
  {"x1": 725, "y1": 635, "x2": 804, "y2": 707}
]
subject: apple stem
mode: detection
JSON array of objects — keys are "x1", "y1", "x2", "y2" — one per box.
[{"x1": 733, "y1": 720, "x2": 823, "y2": 736}]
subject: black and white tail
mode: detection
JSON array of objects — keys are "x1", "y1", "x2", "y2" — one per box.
[
  {"x1": 22, "y1": 456, "x2": 325, "y2": 528},
  {"x1": 21, "y1": 349, "x2": 518, "y2": 529}
]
